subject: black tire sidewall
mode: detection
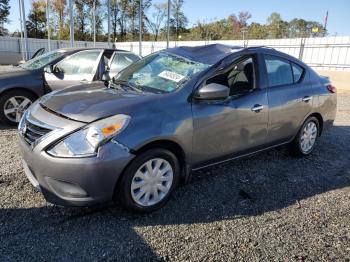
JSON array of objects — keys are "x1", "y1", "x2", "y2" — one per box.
[
  {"x1": 297, "y1": 117, "x2": 319, "y2": 155},
  {"x1": 0, "y1": 90, "x2": 36, "y2": 126},
  {"x1": 116, "y1": 148, "x2": 180, "y2": 213}
]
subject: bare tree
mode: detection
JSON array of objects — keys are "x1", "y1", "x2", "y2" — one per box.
[
  {"x1": 127, "y1": 0, "x2": 138, "y2": 40},
  {"x1": 110, "y1": 0, "x2": 119, "y2": 41},
  {"x1": 146, "y1": 2, "x2": 167, "y2": 41},
  {"x1": 117, "y1": 0, "x2": 128, "y2": 41}
]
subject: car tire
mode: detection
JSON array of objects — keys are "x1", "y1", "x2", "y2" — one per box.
[
  {"x1": 0, "y1": 90, "x2": 36, "y2": 126},
  {"x1": 115, "y1": 148, "x2": 180, "y2": 213},
  {"x1": 289, "y1": 116, "x2": 320, "y2": 157}
]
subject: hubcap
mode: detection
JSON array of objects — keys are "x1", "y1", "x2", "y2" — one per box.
[
  {"x1": 3, "y1": 96, "x2": 32, "y2": 123},
  {"x1": 131, "y1": 158, "x2": 173, "y2": 207},
  {"x1": 300, "y1": 121, "x2": 317, "y2": 153}
]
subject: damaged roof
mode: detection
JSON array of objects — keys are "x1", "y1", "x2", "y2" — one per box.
[{"x1": 164, "y1": 44, "x2": 243, "y2": 65}]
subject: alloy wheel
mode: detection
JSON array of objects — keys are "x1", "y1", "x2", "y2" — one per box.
[{"x1": 3, "y1": 96, "x2": 32, "y2": 123}]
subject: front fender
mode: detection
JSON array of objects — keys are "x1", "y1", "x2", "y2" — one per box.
[{"x1": 115, "y1": 101, "x2": 193, "y2": 164}]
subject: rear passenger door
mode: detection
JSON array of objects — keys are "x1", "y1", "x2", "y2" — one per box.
[{"x1": 264, "y1": 54, "x2": 313, "y2": 144}]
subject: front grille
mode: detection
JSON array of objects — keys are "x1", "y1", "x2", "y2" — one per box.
[{"x1": 22, "y1": 118, "x2": 53, "y2": 147}]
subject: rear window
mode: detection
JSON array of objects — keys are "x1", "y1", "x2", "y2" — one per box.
[{"x1": 264, "y1": 55, "x2": 305, "y2": 87}]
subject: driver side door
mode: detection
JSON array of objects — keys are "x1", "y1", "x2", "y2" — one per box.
[
  {"x1": 44, "y1": 50, "x2": 103, "y2": 91},
  {"x1": 192, "y1": 55, "x2": 269, "y2": 168}
]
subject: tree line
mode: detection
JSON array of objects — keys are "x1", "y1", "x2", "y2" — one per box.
[{"x1": 0, "y1": 0, "x2": 326, "y2": 41}]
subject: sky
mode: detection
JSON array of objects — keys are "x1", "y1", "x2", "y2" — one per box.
[{"x1": 5, "y1": 0, "x2": 350, "y2": 36}]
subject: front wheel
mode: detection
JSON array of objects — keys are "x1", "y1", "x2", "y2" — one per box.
[
  {"x1": 115, "y1": 148, "x2": 180, "y2": 213},
  {"x1": 0, "y1": 90, "x2": 36, "y2": 125},
  {"x1": 289, "y1": 116, "x2": 320, "y2": 156}
]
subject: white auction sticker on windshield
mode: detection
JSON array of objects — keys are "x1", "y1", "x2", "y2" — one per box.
[{"x1": 158, "y1": 70, "x2": 185, "y2": 82}]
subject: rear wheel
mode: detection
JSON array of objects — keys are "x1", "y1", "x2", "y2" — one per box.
[
  {"x1": 290, "y1": 116, "x2": 320, "y2": 156},
  {"x1": 0, "y1": 90, "x2": 36, "y2": 125},
  {"x1": 115, "y1": 148, "x2": 180, "y2": 213}
]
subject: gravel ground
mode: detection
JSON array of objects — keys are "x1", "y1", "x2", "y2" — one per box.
[{"x1": 0, "y1": 92, "x2": 349, "y2": 261}]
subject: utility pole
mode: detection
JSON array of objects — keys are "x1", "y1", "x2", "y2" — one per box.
[
  {"x1": 18, "y1": 0, "x2": 24, "y2": 60},
  {"x1": 166, "y1": 0, "x2": 170, "y2": 48},
  {"x1": 19, "y1": 0, "x2": 28, "y2": 60},
  {"x1": 324, "y1": 11, "x2": 328, "y2": 37},
  {"x1": 139, "y1": 0, "x2": 142, "y2": 56},
  {"x1": 93, "y1": 0, "x2": 96, "y2": 46},
  {"x1": 69, "y1": 0, "x2": 74, "y2": 47},
  {"x1": 107, "y1": 0, "x2": 111, "y2": 48},
  {"x1": 46, "y1": 0, "x2": 51, "y2": 51},
  {"x1": 241, "y1": 27, "x2": 248, "y2": 47}
]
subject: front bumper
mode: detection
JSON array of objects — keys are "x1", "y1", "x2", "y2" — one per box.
[
  {"x1": 17, "y1": 103, "x2": 135, "y2": 207},
  {"x1": 18, "y1": 135, "x2": 135, "y2": 206}
]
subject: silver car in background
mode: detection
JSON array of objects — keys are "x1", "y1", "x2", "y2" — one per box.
[
  {"x1": 17, "y1": 44, "x2": 337, "y2": 213},
  {"x1": 0, "y1": 48, "x2": 140, "y2": 125}
]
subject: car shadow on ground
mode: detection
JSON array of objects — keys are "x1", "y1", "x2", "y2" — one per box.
[
  {"x1": 0, "y1": 124, "x2": 16, "y2": 130},
  {"x1": 0, "y1": 126, "x2": 349, "y2": 260}
]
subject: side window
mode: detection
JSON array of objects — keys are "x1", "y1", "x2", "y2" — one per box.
[
  {"x1": 206, "y1": 56, "x2": 255, "y2": 96},
  {"x1": 110, "y1": 53, "x2": 140, "y2": 72},
  {"x1": 264, "y1": 55, "x2": 293, "y2": 87},
  {"x1": 291, "y1": 63, "x2": 304, "y2": 83},
  {"x1": 56, "y1": 50, "x2": 101, "y2": 75}
]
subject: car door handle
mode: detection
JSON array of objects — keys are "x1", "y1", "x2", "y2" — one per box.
[
  {"x1": 302, "y1": 96, "x2": 312, "y2": 102},
  {"x1": 251, "y1": 104, "x2": 264, "y2": 112}
]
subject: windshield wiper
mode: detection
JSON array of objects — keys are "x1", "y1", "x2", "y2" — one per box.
[
  {"x1": 111, "y1": 80, "x2": 143, "y2": 93},
  {"x1": 126, "y1": 82, "x2": 144, "y2": 93},
  {"x1": 109, "y1": 81, "x2": 128, "y2": 91}
]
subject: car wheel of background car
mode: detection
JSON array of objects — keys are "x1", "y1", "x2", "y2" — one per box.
[
  {"x1": 115, "y1": 148, "x2": 180, "y2": 213},
  {"x1": 0, "y1": 90, "x2": 36, "y2": 126},
  {"x1": 290, "y1": 116, "x2": 320, "y2": 157}
]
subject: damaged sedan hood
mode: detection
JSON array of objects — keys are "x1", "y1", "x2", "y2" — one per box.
[{"x1": 40, "y1": 83, "x2": 156, "y2": 123}]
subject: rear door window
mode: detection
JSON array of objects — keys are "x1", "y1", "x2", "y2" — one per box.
[
  {"x1": 291, "y1": 63, "x2": 304, "y2": 83},
  {"x1": 264, "y1": 55, "x2": 293, "y2": 87}
]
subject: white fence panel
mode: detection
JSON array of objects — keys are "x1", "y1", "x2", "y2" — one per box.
[{"x1": 1, "y1": 36, "x2": 350, "y2": 70}]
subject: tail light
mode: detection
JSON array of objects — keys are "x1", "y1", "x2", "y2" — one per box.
[{"x1": 326, "y1": 84, "x2": 336, "y2": 93}]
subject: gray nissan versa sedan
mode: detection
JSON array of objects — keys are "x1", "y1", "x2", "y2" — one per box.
[{"x1": 17, "y1": 44, "x2": 337, "y2": 212}]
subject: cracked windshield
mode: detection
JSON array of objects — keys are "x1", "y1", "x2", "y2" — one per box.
[{"x1": 114, "y1": 52, "x2": 210, "y2": 93}]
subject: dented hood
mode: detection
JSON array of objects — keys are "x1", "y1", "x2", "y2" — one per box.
[{"x1": 40, "y1": 83, "x2": 155, "y2": 123}]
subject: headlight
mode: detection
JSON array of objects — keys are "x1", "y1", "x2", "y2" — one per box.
[
  {"x1": 47, "y1": 114, "x2": 130, "y2": 158},
  {"x1": 18, "y1": 110, "x2": 28, "y2": 133}
]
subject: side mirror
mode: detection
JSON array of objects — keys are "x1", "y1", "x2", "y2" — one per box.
[
  {"x1": 44, "y1": 64, "x2": 54, "y2": 74},
  {"x1": 195, "y1": 83, "x2": 229, "y2": 100}
]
